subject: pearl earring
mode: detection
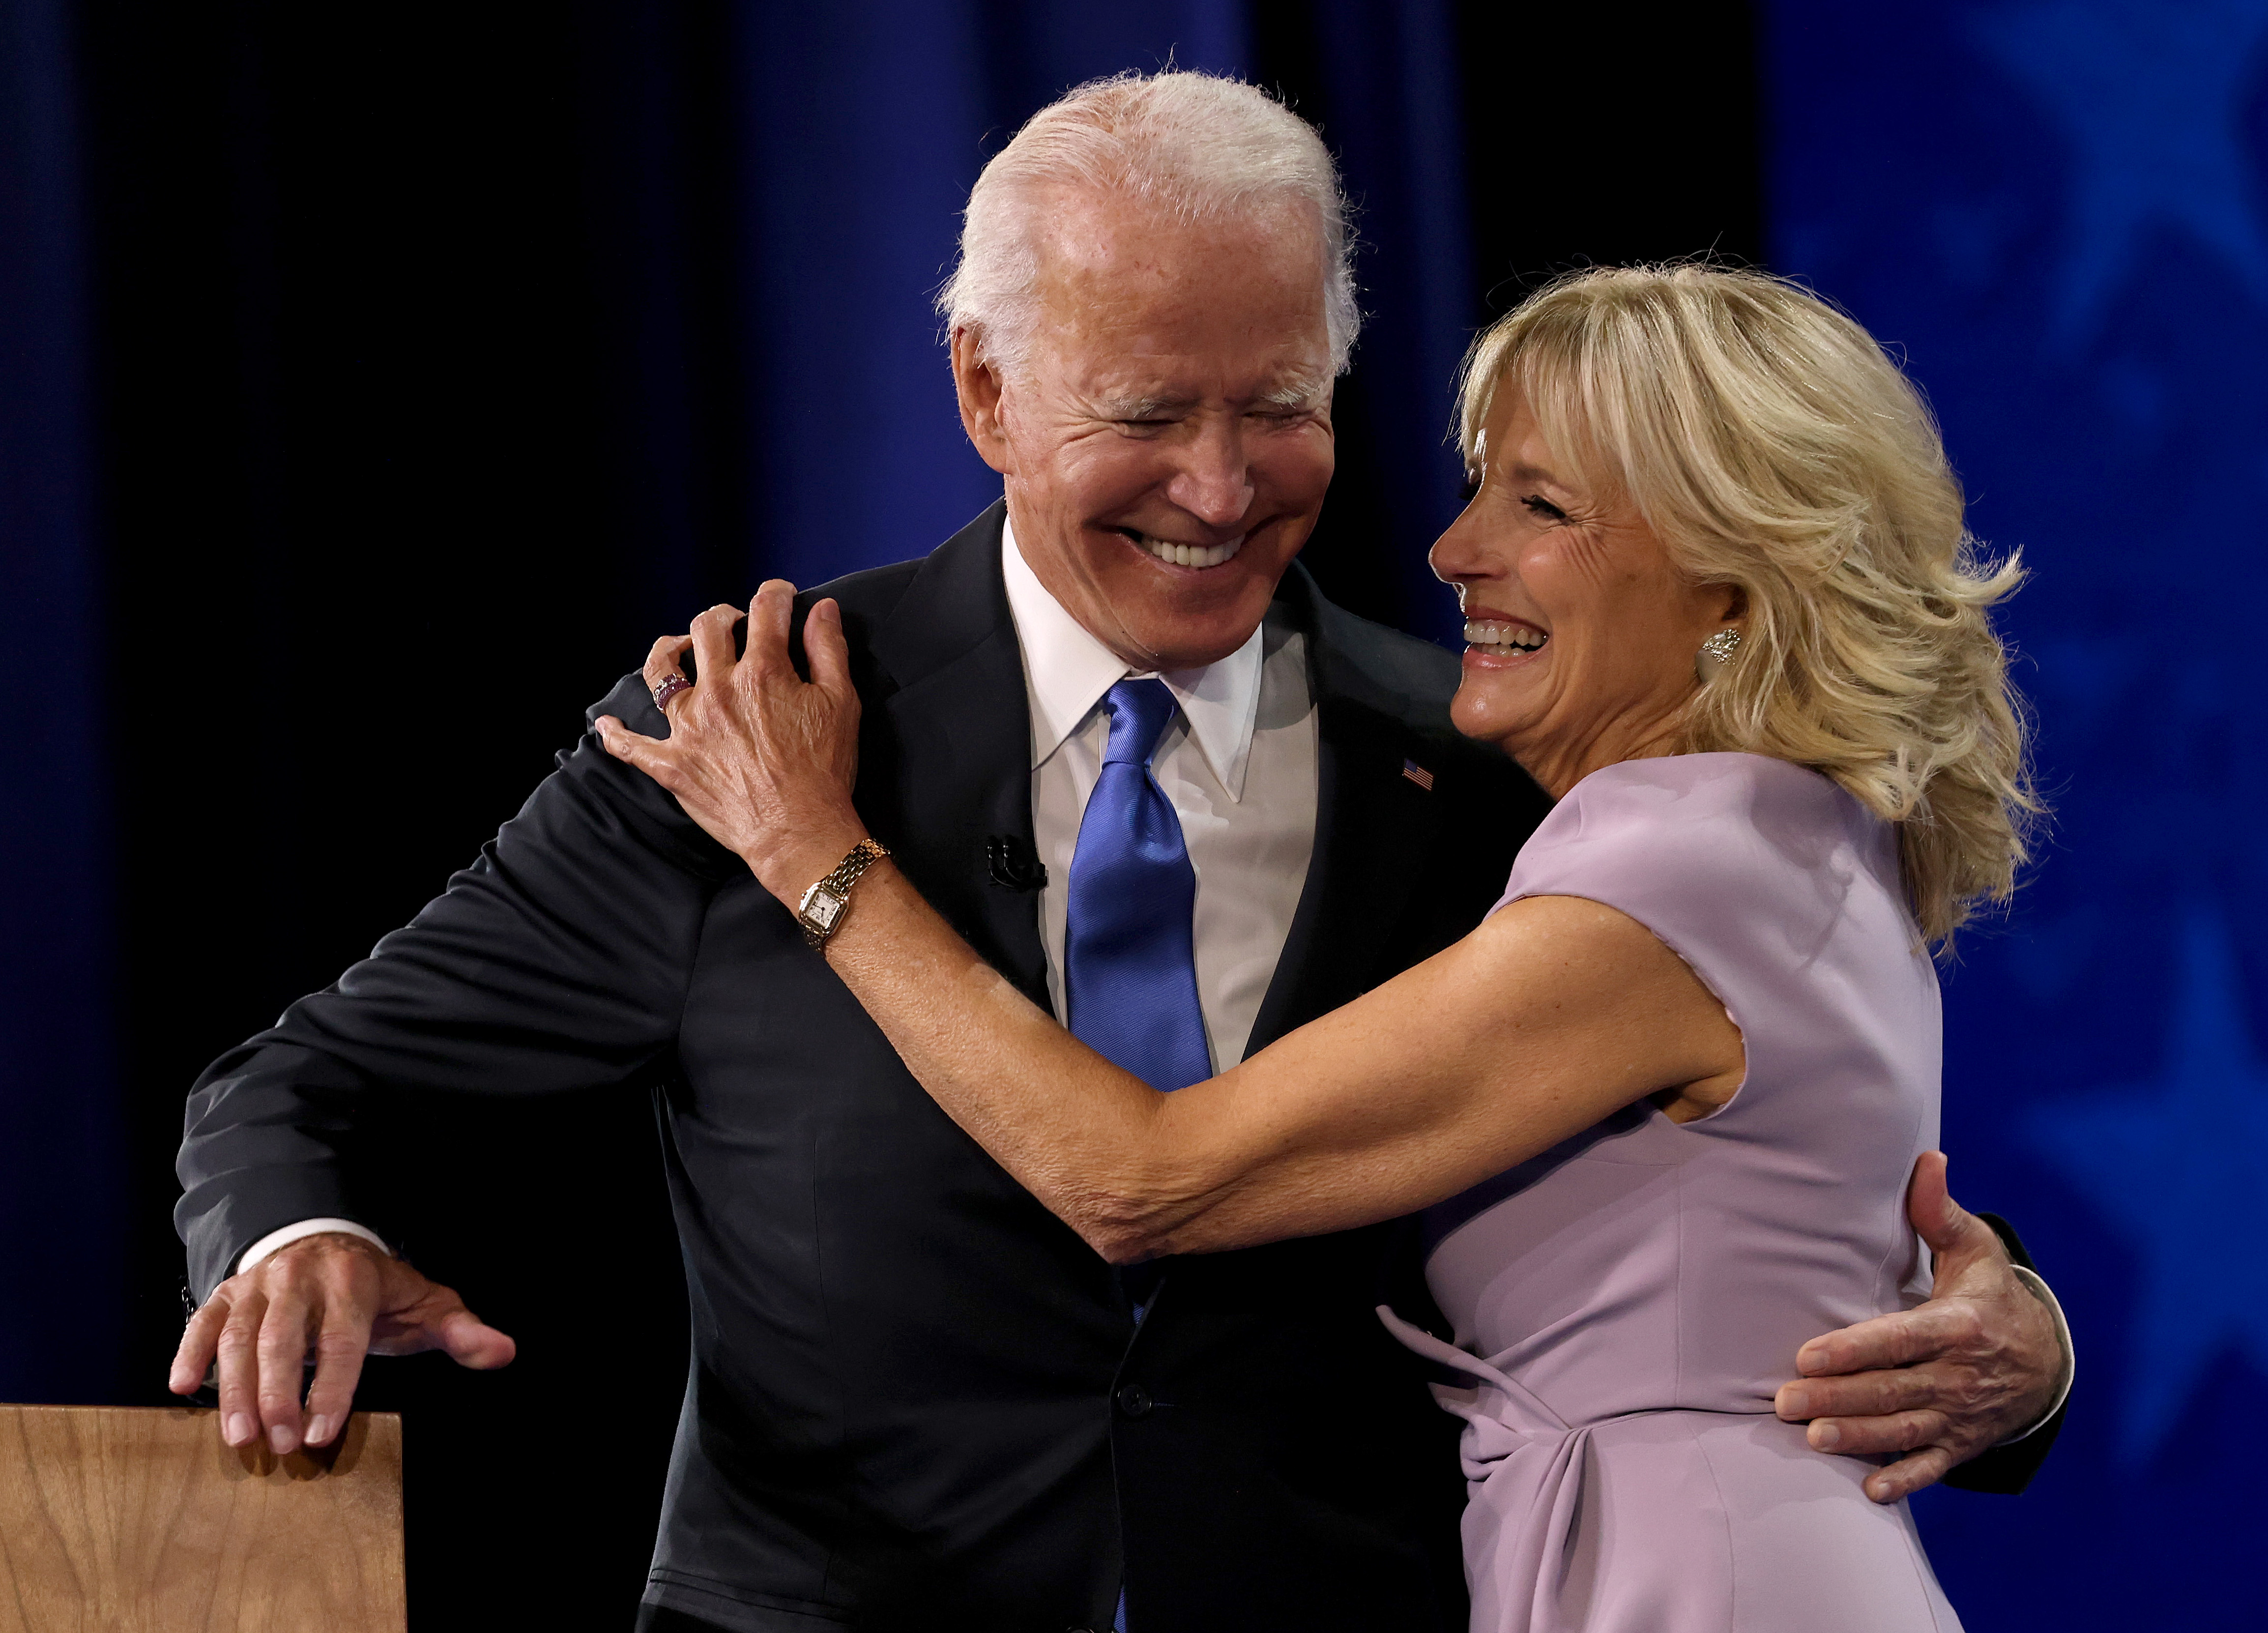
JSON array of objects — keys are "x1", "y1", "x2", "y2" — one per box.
[{"x1": 1695, "y1": 627, "x2": 1743, "y2": 683}]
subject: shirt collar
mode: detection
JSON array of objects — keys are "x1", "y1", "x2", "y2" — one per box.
[{"x1": 1001, "y1": 514, "x2": 1264, "y2": 799}]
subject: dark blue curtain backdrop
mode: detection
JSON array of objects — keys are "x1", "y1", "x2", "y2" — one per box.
[
  {"x1": 0, "y1": 2, "x2": 1761, "y2": 1626},
  {"x1": 632, "y1": 1, "x2": 1474, "y2": 631},
  {"x1": 0, "y1": 0, "x2": 120, "y2": 1403},
  {"x1": 1769, "y1": 1, "x2": 2268, "y2": 1624}
]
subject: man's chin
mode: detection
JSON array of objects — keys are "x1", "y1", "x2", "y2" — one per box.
[{"x1": 1118, "y1": 576, "x2": 1284, "y2": 669}]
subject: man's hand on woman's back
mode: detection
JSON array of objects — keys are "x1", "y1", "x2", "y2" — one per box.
[
  {"x1": 1774, "y1": 1153, "x2": 2067, "y2": 1501},
  {"x1": 168, "y1": 1231, "x2": 516, "y2": 1454}
]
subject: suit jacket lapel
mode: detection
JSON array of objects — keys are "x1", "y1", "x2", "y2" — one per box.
[
  {"x1": 847, "y1": 527, "x2": 1451, "y2": 1046},
  {"x1": 852, "y1": 500, "x2": 1051, "y2": 1012},
  {"x1": 1249, "y1": 568, "x2": 1448, "y2": 1051}
]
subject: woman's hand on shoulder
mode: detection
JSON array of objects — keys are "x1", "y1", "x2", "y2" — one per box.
[{"x1": 595, "y1": 581, "x2": 868, "y2": 898}]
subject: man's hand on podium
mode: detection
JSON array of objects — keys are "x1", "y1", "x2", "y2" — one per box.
[{"x1": 168, "y1": 1233, "x2": 516, "y2": 1456}]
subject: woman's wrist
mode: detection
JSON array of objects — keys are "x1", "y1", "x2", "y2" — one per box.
[{"x1": 746, "y1": 812, "x2": 872, "y2": 906}]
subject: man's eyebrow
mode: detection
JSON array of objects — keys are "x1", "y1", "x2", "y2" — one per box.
[
  {"x1": 1087, "y1": 379, "x2": 1325, "y2": 418},
  {"x1": 1091, "y1": 393, "x2": 1189, "y2": 419},
  {"x1": 1258, "y1": 379, "x2": 1326, "y2": 410}
]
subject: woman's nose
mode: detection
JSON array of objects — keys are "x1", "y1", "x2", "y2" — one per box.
[{"x1": 1429, "y1": 507, "x2": 1492, "y2": 585}]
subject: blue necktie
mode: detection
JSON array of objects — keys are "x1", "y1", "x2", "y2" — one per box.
[
  {"x1": 1066, "y1": 681, "x2": 1207, "y2": 1633},
  {"x1": 1065, "y1": 679, "x2": 1212, "y2": 1094}
]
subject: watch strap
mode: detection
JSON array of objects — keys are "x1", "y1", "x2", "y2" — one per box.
[{"x1": 798, "y1": 838, "x2": 891, "y2": 949}]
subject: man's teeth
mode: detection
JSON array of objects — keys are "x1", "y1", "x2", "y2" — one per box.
[
  {"x1": 1464, "y1": 619, "x2": 1547, "y2": 652},
  {"x1": 1135, "y1": 533, "x2": 1245, "y2": 569}
]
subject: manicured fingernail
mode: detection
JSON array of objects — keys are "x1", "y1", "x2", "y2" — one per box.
[
  {"x1": 267, "y1": 1423, "x2": 294, "y2": 1454},
  {"x1": 1779, "y1": 1388, "x2": 1808, "y2": 1418},
  {"x1": 305, "y1": 1415, "x2": 332, "y2": 1446},
  {"x1": 226, "y1": 1413, "x2": 254, "y2": 1445},
  {"x1": 1814, "y1": 1421, "x2": 1842, "y2": 1449}
]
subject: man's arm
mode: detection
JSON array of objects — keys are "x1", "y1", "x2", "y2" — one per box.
[
  {"x1": 170, "y1": 671, "x2": 736, "y2": 1453},
  {"x1": 1775, "y1": 1152, "x2": 2071, "y2": 1500}
]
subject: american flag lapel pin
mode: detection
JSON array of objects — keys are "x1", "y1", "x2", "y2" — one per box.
[{"x1": 1401, "y1": 758, "x2": 1435, "y2": 792}]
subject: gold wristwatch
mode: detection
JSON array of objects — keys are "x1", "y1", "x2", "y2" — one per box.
[{"x1": 796, "y1": 839, "x2": 891, "y2": 950}]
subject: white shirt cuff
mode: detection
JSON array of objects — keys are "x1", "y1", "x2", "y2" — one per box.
[
  {"x1": 235, "y1": 1218, "x2": 393, "y2": 1276},
  {"x1": 1997, "y1": 1264, "x2": 2075, "y2": 1444}
]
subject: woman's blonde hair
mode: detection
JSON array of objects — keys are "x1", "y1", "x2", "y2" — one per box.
[{"x1": 1460, "y1": 264, "x2": 2041, "y2": 949}]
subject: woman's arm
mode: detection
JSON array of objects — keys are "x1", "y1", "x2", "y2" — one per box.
[
  {"x1": 819, "y1": 870, "x2": 1739, "y2": 1257},
  {"x1": 597, "y1": 585, "x2": 1744, "y2": 1260}
]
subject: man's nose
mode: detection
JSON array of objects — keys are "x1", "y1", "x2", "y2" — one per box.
[{"x1": 1163, "y1": 419, "x2": 1254, "y2": 529}]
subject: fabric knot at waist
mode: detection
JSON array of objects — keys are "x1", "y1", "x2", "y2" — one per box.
[{"x1": 1375, "y1": 1305, "x2": 1768, "y2": 1633}]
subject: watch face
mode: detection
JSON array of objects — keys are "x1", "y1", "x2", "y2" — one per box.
[{"x1": 805, "y1": 888, "x2": 845, "y2": 931}]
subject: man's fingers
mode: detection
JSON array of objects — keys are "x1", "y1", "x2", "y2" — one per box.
[
  {"x1": 1864, "y1": 1444, "x2": 1959, "y2": 1504},
  {"x1": 433, "y1": 1306, "x2": 518, "y2": 1371},
  {"x1": 212, "y1": 1289, "x2": 268, "y2": 1447},
  {"x1": 1906, "y1": 1148, "x2": 1996, "y2": 1262},
  {"x1": 170, "y1": 1296, "x2": 228, "y2": 1396},
  {"x1": 300, "y1": 1303, "x2": 377, "y2": 1449},
  {"x1": 254, "y1": 1288, "x2": 316, "y2": 1454},
  {"x1": 1905, "y1": 1149, "x2": 1955, "y2": 1245},
  {"x1": 743, "y1": 580, "x2": 798, "y2": 682},
  {"x1": 804, "y1": 598, "x2": 852, "y2": 696},
  {"x1": 1775, "y1": 1364, "x2": 1940, "y2": 1424},
  {"x1": 1796, "y1": 1302, "x2": 1973, "y2": 1376},
  {"x1": 1805, "y1": 1407, "x2": 1949, "y2": 1457},
  {"x1": 688, "y1": 601, "x2": 745, "y2": 690},
  {"x1": 363, "y1": 1265, "x2": 517, "y2": 1371}
]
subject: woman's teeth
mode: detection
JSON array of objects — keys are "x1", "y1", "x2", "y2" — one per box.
[
  {"x1": 1133, "y1": 532, "x2": 1245, "y2": 569},
  {"x1": 1465, "y1": 618, "x2": 1547, "y2": 654}
]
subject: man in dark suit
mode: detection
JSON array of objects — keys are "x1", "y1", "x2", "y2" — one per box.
[{"x1": 172, "y1": 73, "x2": 2068, "y2": 1633}]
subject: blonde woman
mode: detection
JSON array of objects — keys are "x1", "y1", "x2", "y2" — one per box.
[{"x1": 600, "y1": 266, "x2": 2038, "y2": 1631}]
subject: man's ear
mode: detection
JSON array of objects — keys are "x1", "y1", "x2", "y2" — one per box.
[{"x1": 951, "y1": 327, "x2": 1014, "y2": 477}]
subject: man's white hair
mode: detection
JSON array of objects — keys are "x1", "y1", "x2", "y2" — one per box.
[{"x1": 937, "y1": 71, "x2": 1360, "y2": 378}]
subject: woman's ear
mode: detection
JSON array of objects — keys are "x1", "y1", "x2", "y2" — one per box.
[{"x1": 1715, "y1": 583, "x2": 1749, "y2": 625}]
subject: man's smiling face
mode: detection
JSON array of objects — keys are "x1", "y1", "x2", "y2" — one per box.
[{"x1": 952, "y1": 186, "x2": 1337, "y2": 672}]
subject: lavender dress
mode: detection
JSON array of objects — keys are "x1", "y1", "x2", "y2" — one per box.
[{"x1": 1379, "y1": 754, "x2": 1961, "y2": 1633}]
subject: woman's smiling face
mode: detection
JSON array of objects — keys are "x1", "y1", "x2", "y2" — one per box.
[{"x1": 1429, "y1": 386, "x2": 1740, "y2": 798}]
